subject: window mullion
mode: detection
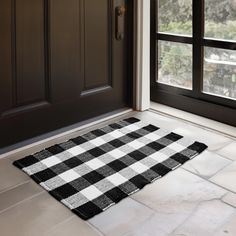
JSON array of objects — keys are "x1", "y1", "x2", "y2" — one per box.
[{"x1": 192, "y1": 0, "x2": 204, "y2": 97}]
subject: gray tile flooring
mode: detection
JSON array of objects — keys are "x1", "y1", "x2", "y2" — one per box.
[{"x1": 0, "y1": 110, "x2": 236, "y2": 236}]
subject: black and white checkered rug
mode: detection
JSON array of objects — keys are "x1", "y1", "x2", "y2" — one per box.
[{"x1": 13, "y1": 117, "x2": 207, "y2": 220}]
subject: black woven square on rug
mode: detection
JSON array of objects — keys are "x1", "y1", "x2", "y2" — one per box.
[{"x1": 13, "y1": 117, "x2": 208, "y2": 220}]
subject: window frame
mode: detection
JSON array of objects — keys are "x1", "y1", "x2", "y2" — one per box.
[{"x1": 150, "y1": 0, "x2": 236, "y2": 126}]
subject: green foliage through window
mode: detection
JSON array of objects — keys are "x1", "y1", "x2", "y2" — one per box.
[{"x1": 157, "y1": 0, "x2": 236, "y2": 99}]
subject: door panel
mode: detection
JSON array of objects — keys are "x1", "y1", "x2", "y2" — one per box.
[
  {"x1": 50, "y1": 0, "x2": 81, "y2": 101},
  {"x1": 0, "y1": 0, "x2": 130, "y2": 148},
  {"x1": 83, "y1": 0, "x2": 111, "y2": 90},
  {"x1": 16, "y1": 0, "x2": 46, "y2": 105}
]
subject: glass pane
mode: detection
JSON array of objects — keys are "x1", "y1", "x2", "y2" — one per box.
[
  {"x1": 157, "y1": 41, "x2": 193, "y2": 89},
  {"x1": 205, "y1": 0, "x2": 236, "y2": 41},
  {"x1": 203, "y1": 47, "x2": 236, "y2": 100},
  {"x1": 157, "y1": 0, "x2": 192, "y2": 35}
]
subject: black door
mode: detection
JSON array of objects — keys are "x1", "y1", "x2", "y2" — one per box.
[{"x1": 0, "y1": 0, "x2": 132, "y2": 148}]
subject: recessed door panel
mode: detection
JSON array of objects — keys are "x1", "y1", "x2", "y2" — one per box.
[
  {"x1": 83, "y1": 0, "x2": 111, "y2": 91},
  {"x1": 16, "y1": 0, "x2": 46, "y2": 105},
  {"x1": 50, "y1": 0, "x2": 81, "y2": 102}
]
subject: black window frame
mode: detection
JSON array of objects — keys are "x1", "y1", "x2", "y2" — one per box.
[{"x1": 150, "y1": 0, "x2": 236, "y2": 126}]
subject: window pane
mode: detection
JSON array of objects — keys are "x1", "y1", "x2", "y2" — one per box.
[
  {"x1": 205, "y1": 0, "x2": 236, "y2": 41},
  {"x1": 157, "y1": 41, "x2": 192, "y2": 89},
  {"x1": 157, "y1": 0, "x2": 192, "y2": 35},
  {"x1": 203, "y1": 47, "x2": 236, "y2": 100}
]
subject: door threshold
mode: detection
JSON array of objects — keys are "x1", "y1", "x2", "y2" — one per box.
[
  {"x1": 0, "y1": 108, "x2": 133, "y2": 159},
  {"x1": 150, "y1": 102, "x2": 236, "y2": 139}
]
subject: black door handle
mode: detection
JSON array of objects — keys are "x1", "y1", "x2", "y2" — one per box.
[{"x1": 115, "y1": 5, "x2": 126, "y2": 40}]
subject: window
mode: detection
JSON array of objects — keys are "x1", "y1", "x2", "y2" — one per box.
[
  {"x1": 158, "y1": 0, "x2": 192, "y2": 36},
  {"x1": 205, "y1": 0, "x2": 236, "y2": 41},
  {"x1": 151, "y1": 0, "x2": 236, "y2": 126},
  {"x1": 203, "y1": 47, "x2": 236, "y2": 100},
  {"x1": 158, "y1": 41, "x2": 193, "y2": 89}
]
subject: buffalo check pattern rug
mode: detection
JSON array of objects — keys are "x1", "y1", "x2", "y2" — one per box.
[{"x1": 13, "y1": 117, "x2": 207, "y2": 220}]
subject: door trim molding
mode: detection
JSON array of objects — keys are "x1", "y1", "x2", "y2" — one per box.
[{"x1": 133, "y1": 0, "x2": 150, "y2": 111}]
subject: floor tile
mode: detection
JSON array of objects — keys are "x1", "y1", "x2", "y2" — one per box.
[
  {"x1": 210, "y1": 161, "x2": 236, "y2": 193},
  {"x1": 135, "y1": 111, "x2": 184, "y2": 131},
  {"x1": 173, "y1": 126, "x2": 232, "y2": 151},
  {"x1": 89, "y1": 198, "x2": 155, "y2": 236},
  {"x1": 214, "y1": 213, "x2": 236, "y2": 236},
  {"x1": 172, "y1": 200, "x2": 235, "y2": 236},
  {"x1": 1, "y1": 110, "x2": 235, "y2": 236},
  {"x1": 0, "y1": 158, "x2": 29, "y2": 192},
  {"x1": 131, "y1": 169, "x2": 227, "y2": 234},
  {"x1": 0, "y1": 192, "x2": 73, "y2": 236},
  {"x1": 44, "y1": 217, "x2": 102, "y2": 236},
  {"x1": 123, "y1": 210, "x2": 189, "y2": 236},
  {"x1": 222, "y1": 192, "x2": 236, "y2": 208},
  {"x1": 132, "y1": 168, "x2": 227, "y2": 212},
  {"x1": 0, "y1": 181, "x2": 44, "y2": 212},
  {"x1": 182, "y1": 151, "x2": 231, "y2": 179},
  {"x1": 217, "y1": 142, "x2": 236, "y2": 161}
]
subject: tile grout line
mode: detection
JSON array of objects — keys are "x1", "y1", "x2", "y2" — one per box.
[
  {"x1": 0, "y1": 190, "x2": 45, "y2": 216},
  {"x1": 0, "y1": 179, "x2": 31, "y2": 195},
  {"x1": 42, "y1": 215, "x2": 75, "y2": 234},
  {"x1": 208, "y1": 179, "x2": 236, "y2": 195},
  {"x1": 85, "y1": 221, "x2": 106, "y2": 236},
  {"x1": 42, "y1": 215, "x2": 105, "y2": 236},
  {"x1": 182, "y1": 167, "x2": 236, "y2": 195},
  {"x1": 220, "y1": 197, "x2": 236, "y2": 209},
  {"x1": 214, "y1": 152, "x2": 236, "y2": 162},
  {"x1": 207, "y1": 149, "x2": 235, "y2": 161},
  {"x1": 39, "y1": 213, "x2": 105, "y2": 236},
  {"x1": 180, "y1": 155, "x2": 233, "y2": 181},
  {"x1": 129, "y1": 196, "x2": 161, "y2": 213}
]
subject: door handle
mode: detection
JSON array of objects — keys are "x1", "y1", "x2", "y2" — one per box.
[{"x1": 115, "y1": 5, "x2": 126, "y2": 40}]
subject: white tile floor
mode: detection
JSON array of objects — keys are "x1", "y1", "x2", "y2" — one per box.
[{"x1": 0, "y1": 110, "x2": 236, "y2": 236}]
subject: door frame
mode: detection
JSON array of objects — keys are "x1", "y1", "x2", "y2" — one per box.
[{"x1": 133, "y1": 0, "x2": 151, "y2": 111}]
